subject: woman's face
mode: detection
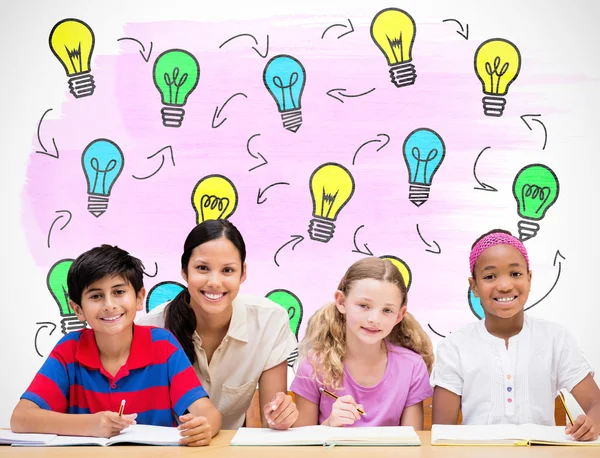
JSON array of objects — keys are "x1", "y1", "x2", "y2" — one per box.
[{"x1": 182, "y1": 237, "x2": 246, "y2": 316}]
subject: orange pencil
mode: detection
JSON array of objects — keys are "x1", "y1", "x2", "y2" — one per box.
[
  {"x1": 118, "y1": 399, "x2": 126, "y2": 417},
  {"x1": 319, "y1": 387, "x2": 366, "y2": 416}
]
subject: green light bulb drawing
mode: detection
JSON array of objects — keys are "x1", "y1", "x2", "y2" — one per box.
[
  {"x1": 266, "y1": 289, "x2": 303, "y2": 367},
  {"x1": 512, "y1": 163, "x2": 559, "y2": 241},
  {"x1": 153, "y1": 48, "x2": 200, "y2": 128},
  {"x1": 47, "y1": 259, "x2": 87, "y2": 334}
]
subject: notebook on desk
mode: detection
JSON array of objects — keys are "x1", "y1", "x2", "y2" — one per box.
[
  {"x1": 431, "y1": 424, "x2": 600, "y2": 446},
  {"x1": 230, "y1": 425, "x2": 420, "y2": 446},
  {"x1": 1, "y1": 424, "x2": 182, "y2": 447}
]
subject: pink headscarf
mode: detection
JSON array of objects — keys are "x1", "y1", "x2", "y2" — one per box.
[{"x1": 469, "y1": 232, "x2": 529, "y2": 275}]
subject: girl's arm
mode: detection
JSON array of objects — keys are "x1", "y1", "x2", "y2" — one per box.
[
  {"x1": 568, "y1": 374, "x2": 600, "y2": 441},
  {"x1": 291, "y1": 394, "x2": 320, "y2": 426},
  {"x1": 258, "y1": 360, "x2": 298, "y2": 429},
  {"x1": 400, "y1": 402, "x2": 424, "y2": 430},
  {"x1": 432, "y1": 386, "x2": 461, "y2": 425}
]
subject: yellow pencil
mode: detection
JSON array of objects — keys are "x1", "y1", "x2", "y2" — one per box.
[
  {"x1": 558, "y1": 392, "x2": 574, "y2": 425},
  {"x1": 319, "y1": 387, "x2": 366, "y2": 416}
]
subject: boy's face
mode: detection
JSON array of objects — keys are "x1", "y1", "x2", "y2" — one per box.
[
  {"x1": 469, "y1": 244, "x2": 532, "y2": 320},
  {"x1": 70, "y1": 275, "x2": 145, "y2": 336}
]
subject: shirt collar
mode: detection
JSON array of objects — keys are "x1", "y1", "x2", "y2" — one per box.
[
  {"x1": 227, "y1": 295, "x2": 248, "y2": 342},
  {"x1": 477, "y1": 314, "x2": 531, "y2": 345},
  {"x1": 75, "y1": 324, "x2": 154, "y2": 370}
]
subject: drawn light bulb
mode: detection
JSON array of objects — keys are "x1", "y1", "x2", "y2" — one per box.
[
  {"x1": 263, "y1": 54, "x2": 306, "y2": 133},
  {"x1": 308, "y1": 162, "x2": 355, "y2": 243},
  {"x1": 146, "y1": 281, "x2": 185, "y2": 313},
  {"x1": 468, "y1": 288, "x2": 484, "y2": 320},
  {"x1": 380, "y1": 256, "x2": 412, "y2": 290},
  {"x1": 191, "y1": 174, "x2": 238, "y2": 224},
  {"x1": 81, "y1": 139, "x2": 125, "y2": 218},
  {"x1": 370, "y1": 8, "x2": 417, "y2": 88},
  {"x1": 47, "y1": 259, "x2": 87, "y2": 334},
  {"x1": 153, "y1": 49, "x2": 200, "y2": 128},
  {"x1": 403, "y1": 128, "x2": 446, "y2": 207},
  {"x1": 474, "y1": 38, "x2": 521, "y2": 117},
  {"x1": 266, "y1": 289, "x2": 303, "y2": 366},
  {"x1": 512, "y1": 163, "x2": 559, "y2": 241},
  {"x1": 49, "y1": 18, "x2": 96, "y2": 98}
]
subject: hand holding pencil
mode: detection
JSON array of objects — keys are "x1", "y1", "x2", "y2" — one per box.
[{"x1": 320, "y1": 388, "x2": 366, "y2": 427}]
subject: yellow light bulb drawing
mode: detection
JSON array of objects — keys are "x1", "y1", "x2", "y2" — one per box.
[
  {"x1": 474, "y1": 38, "x2": 521, "y2": 117},
  {"x1": 191, "y1": 175, "x2": 238, "y2": 224},
  {"x1": 380, "y1": 255, "x2": 412, "y2": 290},
  {"x1": 49, "y1": 18, "x2": 96, "y2": 98},
  {"x1": 370, "y1": 8, "x2": 417, "y2": 88},
  {"x1": 308, "y1": 162, "x2": 355, "y2": 243}
]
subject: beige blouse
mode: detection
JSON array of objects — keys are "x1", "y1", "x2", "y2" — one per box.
[{"x1": 135, "y1": 294, "x2": 298, "y2": 429}]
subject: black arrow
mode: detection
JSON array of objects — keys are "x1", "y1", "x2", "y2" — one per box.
[
  {"x1": 351, "y1": 225, "x2": 373, "y2": 256},
  {"x1": 521, "y1": 114, "x2": 548, "y2": 150},
  {"x1": 326, "y1": 87, "x2": 376, "y2": 103},
  {"x1": 274, "y1": 235, "x2": 304, "y2": 267},
  {"x1": 442, "y1": 19, "x2": 469, "y2": 40},
  {"x1": 257, "y1": 182, "x2": 290, "y2": 204},
  {"x1": 246, "y1": 133, "x2": 268, "y2": 171},
  {"x1": 427, "y1": 323, "x2": 447, "y2": 338},
  {"x1": 34, "y1": 321, "x2": 57, "y2": 357},
  {"x1": 473, "y1": 146, "x2": 498, "y2": 192},
  {"x1": 219, "y1": 33, "x2": 270, "y2": 58},
  {"x1": 321, "y1": 19, "x2": 355, "y2": 39},
  {"x1": 142, "y1": 262, "x2": 158, "y2": 278},
  {"x1": 132, "y1": 146, "x2": 175, "y2": 180},
  {"x1": 352, "y1": 134, "x2": 390, "y2": 165},
  {"x1": 35, "y1": 108, "x2": 59, "y2": 158},
  {"x1": 212, "y1": 93, "x2": 248, "y2": 128},
  {"x1": 116, "y1": 37, "x2": 153, "y2": 62},
  {"x1": 47, "y1": 210, "x2": 72, "y2": 248},
  {"x1": 416, "y1": 224, "x2": 441, "y2": 254},
  {"x1": 525, "y1": 250, "x2": 564, "y2": 311}
]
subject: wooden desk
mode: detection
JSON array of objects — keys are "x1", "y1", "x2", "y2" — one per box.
[{"x1": 2, "y1": 431, "x2": 598, "y2": 457}]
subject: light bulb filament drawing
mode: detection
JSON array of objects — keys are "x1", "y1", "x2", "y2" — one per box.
[
  {"x1": 192, "y1": 175, "x2": 238, "y2": 224},
  {"x1": 200, "y1": 195, "x2": 230, "y2": 221},
  {"x1": 410, "y1": 146, "x2": 440, "y2": 184},
  {"x1": 163, "y1": 67, "x2": 189, "y2": 105},
  {"x1": 485, "y1": 56, "x2": 510, "y2": 93},
  {"x1": 89, "y1": 158, "x2": 118, "y2": 195},
  {"x1": 521, "y1": 185, "x2": 551, "y2": 214},
  {"x1": 272, "y1": 73, "x2": 300, "y2": 111},
  {"x1": 319, "y1": 189, "x2": 340, "y2": 219}
]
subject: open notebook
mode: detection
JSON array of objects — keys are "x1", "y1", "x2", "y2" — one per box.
[
  {"x1": 230, "y1": 426, "x2": 420, "y2": 446},
  {"x1": 1, "y1": 424, "x2": 182, "y2": 447},
  {"x1": 432, "y1": 424, "x2": 600, "y2": 446}
]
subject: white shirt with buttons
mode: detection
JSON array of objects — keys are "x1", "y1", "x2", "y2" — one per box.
[
  {"x1": 431, "y1": 315, "x2": 593, "y2": 425},
  {"x1": 136, "y1": 294, "x2": 298, "y2": 429}
]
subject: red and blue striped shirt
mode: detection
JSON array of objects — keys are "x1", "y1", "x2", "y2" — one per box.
[{"x1": 22, "y1": 324, "x2": 208, "y2": 426}]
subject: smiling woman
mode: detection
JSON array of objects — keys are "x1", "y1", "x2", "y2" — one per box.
[{"x1": 135, "y1": 220, "x2": 299, "y2": 430}]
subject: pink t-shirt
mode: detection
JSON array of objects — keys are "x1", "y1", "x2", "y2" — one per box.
[{"x1": 290, "y1": 341, "x2": 432, "y2": 426}]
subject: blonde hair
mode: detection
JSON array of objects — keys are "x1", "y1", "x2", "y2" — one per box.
[{"x1": 298, "y1": 257, "x2": 434, "y2": 390}]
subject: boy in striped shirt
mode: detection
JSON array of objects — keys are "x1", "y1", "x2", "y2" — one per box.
[{"x1": 11, "y1": 245, "x2": 222, "y2": 446}]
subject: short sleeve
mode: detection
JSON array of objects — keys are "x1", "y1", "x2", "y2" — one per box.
[
  {"x1": 556, "y1": 327, "x2": 594, "y2": 392},
  {"x1": 431, "y1": 338, "x2": 464, "y2": 396},
  {"x1": 263, "y1": 307, "x2": 298, "y2": 371},
  {"x1": 405, "y1": 357, "x2": 433, "y2": 406},
  {"x1": 290, "y1": 357, "x2": 321, "y2": 404}
]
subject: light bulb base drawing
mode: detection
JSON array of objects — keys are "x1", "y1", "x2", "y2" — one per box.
[
  {"x1": 287, "y1": 348, "x2": 299, "y2": 367},
  {"x1": 60, "y1": 316, "x2": 87, "y2": 335},
  {"x1": 308, "y1": 218, "x2": 335, "y2": 243},
  {"x1": 281, "y1": 110, "x2": 302, "y2": 133},
  {"x1": 408, "y1": 184, "x2": 430, "y2": 207},
  {"x1": 389, "y1": 62, "x2": 416, "y2": 88},
  {"x1": 68, "y1": 73, "x2": 95, "y2": 98},
  {"x1": 482, "y1": 96, "x2": 506, "y2": 117},
  {"x1": 161, "y1": 106, "x2": 186, "y2": 128},
  {"x1": 517, "y1": 220, "x2": 540, "y2": 242},
  {"x1": 87, "y1": 194, "x2": 109, "y2": 218}
]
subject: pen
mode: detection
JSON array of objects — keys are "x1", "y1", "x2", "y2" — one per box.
[
  {"x1": 319, "y1": 387, "x2": 366, "y2": 416},
  {"x1": 118, "y1": 399, "x2": 126, "y2": 417},
  {"x1": 558, "y1": 392, "x2": 574, "y2": 426}
]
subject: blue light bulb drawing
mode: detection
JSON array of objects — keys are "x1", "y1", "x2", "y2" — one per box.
[
  {"x1": 468, "y1": 288, "x2": 484, "y2": 320},
  {"x1": 403, "y1": 128, "x2": 446, "y2": 207},
  {"x1": 81, "y1": 138, "x2": 124, "y2": 217},
  {"x1": 263, "y1": 54, "x2": 306, "y2": 133},
  {"x1": 146, "y1": 281, "x2": 185, "y2": 313}
]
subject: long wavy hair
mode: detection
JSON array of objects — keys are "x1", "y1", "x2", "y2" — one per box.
[{"x1": 298, "y1": 257, "x2": 433, "y2": 390}]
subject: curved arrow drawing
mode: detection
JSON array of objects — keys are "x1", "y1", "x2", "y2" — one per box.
[
  {"x1": 246, "y1": 133, "x2": 268, "y2": 171},
  {"x1": 521, "y1": 114, "x2": 548, "y2": 150},
  {"x1": 321, "y1": 19, "x2": 355, "y2": 39},
  {"x1": 132, "y1": 146, "x2": 175, "y2": 180},
  {"x1": 219, "y1": 33, "x2": 270, "y2": 58},
  {"x1": 442, "y1": 18, "x2": 469, "y2": 40},
  {"x1": 142, "y1": 262, "x2": 159, "y2": 278},
  {"x1": 427, "y1": 323, "x2": 446, "y2": 338},
  {"x1": 34, "y1": 321, "x2": 57, "y2": 357},
  {"x1": 352, "y1": 133, "x2": 390, "y2": 165},
  {"x1": 212, "y1": 93, "x2": 248, "y2": 128},
  {"x1": 326, "y1": 87, "x2": 376, "y2": 103},
  {"x1": 473, "y1": 146, "x2": 498, "y2": 192},
  {"x1": 116, "y1": 37, "x2": 153, "y2": 62},
  {"x1": 524, "y1": 250, "x2": 564, "y2": 311},
  {"x1": 257, "y1": 182, "x2": 290, "y2": 204},
  {"x1": 47, "y1": 210, "x2": 73, "y2": 248},
  {"x1": 416, "y1": 224, "x2": 441, "y2": 254},
  {"x1": 35, "y1": 108, "x2": 59, "y2": 158},
  {"x1": 351, "y1": 225, "x2": 373, "y2": 256},
  {"x1": 274, "y1": 235, "x2": 304, "y2": 267}
]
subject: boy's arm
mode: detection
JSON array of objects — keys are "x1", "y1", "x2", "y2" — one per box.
[
  {"x1": 432, "y1": 386, "x2": 461, "y2": 425},
  {"x1": 186, "y1": 397, "x2": 222, "y2": 435},
  {"x1": 568, "y1": 374, "x2": 600, "y2": 441}
]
